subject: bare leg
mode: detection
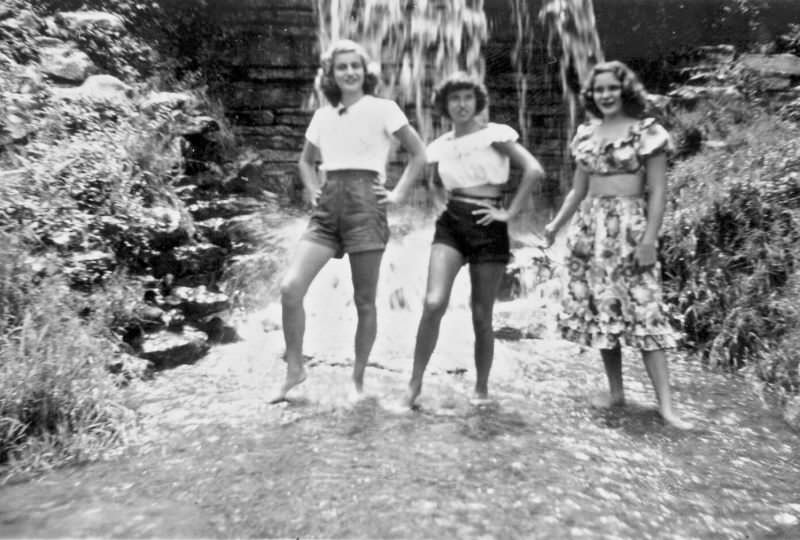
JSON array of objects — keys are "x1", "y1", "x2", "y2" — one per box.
[
  {"x1": 590, "y1": 347, "x2": 626, "y2": 408},
  {"x1": 271, "y1": 240, "x2": 335, "y2": 402},
  {"x1": 403, "y1": 244, "x2": 464, "y2": 408},
  {"x1": 468, "y1": 261, "x2": 506, "y2": 401},
  {"x1": 642, "y1": 349, "x2": 693, "y2": 429},
  {"x1": 348, "y1": 249, "x2": 384, "y2": 400}
]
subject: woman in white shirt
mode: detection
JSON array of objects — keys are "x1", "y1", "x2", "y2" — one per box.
[
  {"x1": 392, "y1": 72, "x2": 545, "y2": 408},
  {"x1": 273, "y1": 40, "x2": 426, "y2": 402}
]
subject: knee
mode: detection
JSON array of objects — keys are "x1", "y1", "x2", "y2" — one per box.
[
  {"x1": 280, "y1": 277, "x2": 305, "y2": 306},
  {"x1": 353, "y1": 292, "x2": 377, "y2": 315},
  {"x1": 422, "y1": 293, "x2": 448, "y2": 319}
]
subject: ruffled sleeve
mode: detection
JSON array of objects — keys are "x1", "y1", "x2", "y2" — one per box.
[
  {"x1": 426, "y1": 136, "x2": 444, "y2": 163},
  {"x1": 637, "y1": 118, "x2": 674, "y2": 157},
  {"x1": 486, "y1": 122, "x2": 518, "y2": 143},
  {"x1": 569, "y1": 121, "x2": 596, "y2": 157}
]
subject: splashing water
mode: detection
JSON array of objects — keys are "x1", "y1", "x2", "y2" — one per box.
[
  {"x1": 312, "y1": 0, "x2": 488, "y2": 140},
  {"x1": 539, "y1": 0, "x2": 604, "y2": 127}
]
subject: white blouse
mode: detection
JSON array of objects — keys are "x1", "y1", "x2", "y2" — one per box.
[
  {"x1": 425, "y1": 123, "x2": 519, "y2": 191},
  {"x1": 305, "y1": 95, "x2": 409, "y2": 179}
]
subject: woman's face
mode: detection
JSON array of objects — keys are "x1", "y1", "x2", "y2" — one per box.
[
  {"x1": 592, "y1": 71, "x2": 623, "y2": 118},
  {"x1": 446, "y1": 87, "x2": 477, "y2": 124},
  {"x1": 332, "y1": 51, "x2": 365, "y2": 95}
]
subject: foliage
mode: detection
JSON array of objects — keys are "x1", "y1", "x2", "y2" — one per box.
[
  {"x1": 776, "y1": 23, "x2": 800, "y2": 56},
  {"x1": 0, "y1": 235, "x2": 131, "y2": 474},
  {"x1": 661, "y1": 104, "x2": 800, "y2": 391}
]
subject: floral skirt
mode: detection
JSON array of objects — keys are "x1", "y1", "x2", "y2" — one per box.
[{"x1": 556, "y1": 196, "x2": 678, "y2": 351}]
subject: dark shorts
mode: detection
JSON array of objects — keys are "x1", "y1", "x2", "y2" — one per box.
[
  {"x1": 302, "y1": 169, "x2": 389, "y2": 259},
  {"x1": 433, "y1": 198, "x2": 511, "y2": 265}
]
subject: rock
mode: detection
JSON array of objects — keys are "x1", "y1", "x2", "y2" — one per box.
[
  {"x1": 187, "y1": 196, "x2": 270, "y2": 221},
  {"x1": 779, "y1": 97, "x2": 800, "y2": 121},
  {"x1": 0, "y1": 9, "x2": 41, "y2": 31},
  {"x1": 175, "y1": 114, "x2": 219, "y2": 136},
  {"x1": 65, "y1": 250, "x2": 116, "y2": 289},
  {"x1": 150, "y1": 242, "x2": 227, "y2": 279},
  {"x1": 223, "y1": 159, "x2": 296, "y2": 198},
  {"x1": 139, "y1": 91, "x2": 198, "y2": 114},
  {"x1": 143, "y1": 205, "x2": 191, "y2": 251},
  {"x1": 55, "y1": 11, "x2": 125, "y2": 33},
  {"x1": 51, "y1": 74, "x2": 133, "y2": 103},
  {"x1": 39, "y1": 43, "x2": 96, "y2": 82},
  {"x1": 133, "y1": 304, "x2": 168, "y2": 331},
  {"x1": 738, "y1": 53, "x2": 800, "y2": 78},
  {"x1": 195, "y1": 315, "x2": 240, "y2": 343},
  {"x1": 784, "y1": 395, "x2": 800, "y2": 431},
  {"x1": 159, "y1": 285, "x2": 231, "y2": 318},
  {"x1": 138, "y1": 328, "x2": 209, "y2": 369},
  {"x1": 106, "y1": 353, "x2": 153, "y2": 381}
]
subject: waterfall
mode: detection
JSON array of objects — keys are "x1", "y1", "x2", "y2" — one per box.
[
  {"x1": 539, "y1": 0, "x2": 604, "y2": 128},
  {"x1": 312, "y1": 0, "x2": 488, "y2": 140}
]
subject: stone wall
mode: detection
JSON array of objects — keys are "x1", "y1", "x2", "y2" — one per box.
[{"x1": 206, "y1": 0, "x2": 318, "y2": 199}]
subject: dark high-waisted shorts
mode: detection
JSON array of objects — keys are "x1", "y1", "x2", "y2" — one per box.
[
  {"x1": 302, "y1": 169, "x2": 389, "y2": 259},
  {"x1": 433, "y1": 197, "x2": 511, "y2": 265}
]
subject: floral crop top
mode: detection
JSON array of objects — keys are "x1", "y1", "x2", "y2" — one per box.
[{"x1": 570, "y1": 117, "x2": 674, "y2": 175}]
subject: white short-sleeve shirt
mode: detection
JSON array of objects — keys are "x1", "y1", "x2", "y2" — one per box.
[
  {"x1": 426, "y1": 123, "x2": 519, "y2": 191},
  {"x1": 305, "y1": 95, "x2": 409, "y2": 178}
]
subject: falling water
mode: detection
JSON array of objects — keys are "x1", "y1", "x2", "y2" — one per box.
[
  {"x1": 539, "y1": 0, "x2": 604, "y2": 127},
  {"x1": 313, "y1": 0, "x2": 488, "y2": 140}
]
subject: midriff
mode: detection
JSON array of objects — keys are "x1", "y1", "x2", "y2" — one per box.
[
  {"x1": 587, "y1": 173, "x2": 645, "y2": 197},
  {"x1": 451, "y1": 184, "x2": 504, "y2": 199}
]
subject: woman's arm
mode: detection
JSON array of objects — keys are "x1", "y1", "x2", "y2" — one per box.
[
  {"x1": 379, "y1": 124, "x2": 427, "y2": 204},
  {"x1": 635, "y1": 151, "x2": 668, "y2": 266},
  {"x1": 498, "y1": 141, "x2": 544, "y2": 219},
  {"x1": 543, "y1": 167, "x2": 589, "y2": 245},
  {"x1": 472, "y1": 141, "x2": 544, "y2": 225},
  {"x1": 297, "y1": 140, "x2": 322, "y2": 207}
]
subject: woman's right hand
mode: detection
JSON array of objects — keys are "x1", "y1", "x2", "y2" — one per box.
[
  {"x1": 542, "y1": 223, "x2": 557, "y2": 247},
  {"x1": 307, "y1": 187, "x2": 322, "y2": 208}
]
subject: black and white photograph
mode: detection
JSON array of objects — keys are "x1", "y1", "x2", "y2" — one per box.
[{"x1": 1, "y1": 0, "x2": 799, "y2": 538}]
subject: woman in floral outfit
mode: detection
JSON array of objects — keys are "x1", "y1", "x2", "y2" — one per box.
[{"x1": 543, "y1": 60, "x2": 692, "y2": 429}]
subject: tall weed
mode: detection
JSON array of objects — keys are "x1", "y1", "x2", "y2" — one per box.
[{"x1": 662, "y1": 108, "x2": 800, "y2": 388}]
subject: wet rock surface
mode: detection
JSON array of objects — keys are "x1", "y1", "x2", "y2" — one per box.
[{"x1": 1, "y1": 223, "x2": 798, "y2": 539}]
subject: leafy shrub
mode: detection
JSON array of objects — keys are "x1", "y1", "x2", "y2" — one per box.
[
  {"x1": 0, "y1": 235, "x2": 131, "y2": 473},
  {"x1": 661, "y1": 107, "x2": 800, "y2": 388}
]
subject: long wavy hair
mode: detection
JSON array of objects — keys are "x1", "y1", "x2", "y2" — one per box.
[
  {"x1": 432, "y1": 71, "x2": 488, "y2": 120},
  {"x1": 581, "y1": 60, "x2": 648, "y2": 119},
  {"x1": 317, "y1": 39, "x2": 380, "y2": 106}
]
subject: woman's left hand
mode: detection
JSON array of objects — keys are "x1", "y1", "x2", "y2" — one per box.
[
  {"x1": 472, "y1": 204, "x2": 510, "y2": 225},
  {"x1": 634, "y1": 242, "x2": 658, "y2": 269}
]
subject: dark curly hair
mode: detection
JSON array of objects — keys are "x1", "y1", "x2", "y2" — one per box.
[
  {"x1": 581, "y1": 60, "x2": 648, "y2": 119},
  {"x1": 317, "y1": 39, "x2": 380, "y2": 106},
  {"x1": 432, "y1": 72, "x2": 488, "y2": 120}
]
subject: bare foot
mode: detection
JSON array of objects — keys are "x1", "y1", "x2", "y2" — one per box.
[
  {"x1": 469, "y1": 391, "x2": 493, "y2": 407},
  {"x1": 660, "y1": 409, "x2": 694, "y2": 430},
  {"x1": 347, "y1": 385, "x2": 367, "y2": 404},
  {"x1": 269, "y1": 363, "x2": 307, "y2": 404},
  {"x1": 589, "y1": 391, "x2": 625, "y2": 408},
  {"x1": 402, "y1": 380, "x2": 422, "y2": 409}
]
